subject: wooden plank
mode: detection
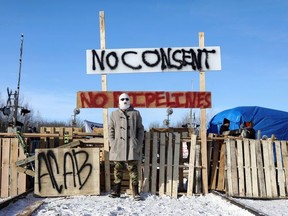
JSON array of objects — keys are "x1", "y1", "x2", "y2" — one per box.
[
  {"x1": 166, "y1": 133, "x2": 173, "y2": 196},
  {"x1": 99, "y1": 11, "x2": 111, "y2": 193},
  {"x1": 262, "y1": 140, "x2": 272, "y2": 197},
  {"x1": 209, "y1": 140, "x2": 220, "y2": 190},
  {"x1": 255, "y1": 139, "x2": 266, "y2": 197},
  {"x1": 18, "y1": 142, "x2": 26, "y2": 194},
  {"x1": 243, "y1": 139, "x2": 252, "y2": 197},
  {"x1": 16, "y1": 155, "x2": 36, "y2": 166},
  {"x1": 275, "y1": 141, "x2": 285, "y2": 197},
  {"x1": 151, "y1": 132, "x2": 158, "y2": 194},
  {"x1": 225, "y1": 139, "x2": 233, "y2": 196},
  {"x1": 281, "y1": 141, "x2": 288, "y2": 194},
  {"x1": 40, "y1": 127, "x2": 47, "y2": 148},
  {"x1": 16, "y1": 167, "x2": 35, "y2": 177},
  {"x1": 194, "y1": 141, "x2": 202, "y2": 193},
  {"x1": 94, "y1": 148, "x2": 101, "y2": 195},
  {"x1": 58, "y1": 127, "x2": 64, "y2": 146},
  {"x1": 34, "y1": 148, "x2": 100, "y2": 197},
  {"x1": 250, "y1": 139, "x2": 259, "y2": 197},
  {"x1": 236, "y1": 139, "x2": 245, "y2": 196},
  {"x1": 49, "y1": 127, "x2": 55, "y2": 148},
  {"x1": 199, "y1": 32, "x2": 208, "y2": 195},
  {"x1": 159, "y1": 132, "x2": 166, "y2": 196},
  {"x1": 10, "y1": 138, "x2": 19, "y2": 196},
  {"x1": 138, "y1": 141, "x2": 143, "y2": 192},
  {"x1": 1, "y1": 139, "x2": 10, "y2": 197},
  {"x1": 187, "y1": 135, "x2": 197, "y2": 196},
  {"x1": 207, "y1": 134, "x2": 214, "y2": 181},
  {"x1": 0, "y1": 139, "x2": 2, "y2": 195},
  {"x1": 267, "y1": 139, "x2": 278, "y2": 197},
  {"x1": 0, "y1": 132, "x2": 60, "y2": 138},
  {"x1": 217, "y1": 142, "x2": 226, "y2": 191},
  {"x1": 230, "y1": 139, "x2": 238, "y2": 195},
  {"x1": 172, "y1": 133, "x2": 180, "y2": 198},
  {"x1": 64, "y1": 127, "x2": 73, "y2": 145},
  {"x1": 143, "y1": 132, "x2": 151, "y2": 193},
  {"x1": 178, "y1": 134, "x2": 184, "y2": 191}
]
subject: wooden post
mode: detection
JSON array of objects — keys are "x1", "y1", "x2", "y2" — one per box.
[
  {"x1": 199, "y1": 32, "x2": 208, "y2": 194},
  {"x1": 99, "y1": 11, "x2": 111, "y2": 192}
]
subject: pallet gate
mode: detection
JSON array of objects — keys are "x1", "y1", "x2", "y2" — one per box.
[
  {"x1": 209, "y1": 137, "x2": 288, "y2": 198},
  {"x1": 1, "y1": 127, "x2": 288, "y2": 199}
]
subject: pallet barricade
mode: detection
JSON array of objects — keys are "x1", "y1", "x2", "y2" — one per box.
[
  {"x1": 3, "y1": 128, "x2": 288, "y2": 199},
  {"x1": 0, "y1": 138, "x2": 27, "y2": 197},
  {"x1": 39, "y1": 127, "x2": 83, "y2": 148},
  {"x1": 209, "y1": 137, "x2": 288, "y2": 198},
  {"x1": 140, "y1": 129, "x2": 205, "y2": 197}
]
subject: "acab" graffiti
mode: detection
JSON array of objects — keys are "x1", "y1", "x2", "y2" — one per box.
[{"x1": 35, "y1": 148, "x2": 99, "y2": 196}]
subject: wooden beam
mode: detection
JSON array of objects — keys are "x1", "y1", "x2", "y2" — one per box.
[
  {"x1": 99, "y1": 11, "x2": 111, "y2": 192},
  {"x1": 16, "y1": 167, "x2": 35, "y2": 177},
  {"x1": 199, "y1": 32, "x2": 208, "y2": 194}
]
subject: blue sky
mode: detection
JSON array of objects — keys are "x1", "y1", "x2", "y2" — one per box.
[{"x1": 0, "y1": 0, "x2": 288, "y2": 129}]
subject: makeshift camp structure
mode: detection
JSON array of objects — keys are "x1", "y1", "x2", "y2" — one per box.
[{"x1": 207, "y1": 106, "x2": 288, "y2": 140}]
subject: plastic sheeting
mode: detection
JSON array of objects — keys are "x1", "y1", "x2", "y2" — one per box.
[{"x1": 207, "y1": 106, "x2": 288, "y2": 140}]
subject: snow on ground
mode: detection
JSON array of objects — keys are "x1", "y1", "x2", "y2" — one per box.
[{"x1": 1, "y1": 192, "x2": 288, "y2": 216}]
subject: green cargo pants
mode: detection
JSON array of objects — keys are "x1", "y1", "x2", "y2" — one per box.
[{"x1": 113, "y1": 160, "x2": 139, "y2": 185}]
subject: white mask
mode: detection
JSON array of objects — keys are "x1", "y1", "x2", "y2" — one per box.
[{"x1": 119, "y1": 93, "x2": 130, "y2": 110}]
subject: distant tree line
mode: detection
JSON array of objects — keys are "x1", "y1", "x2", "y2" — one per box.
[
  {"x1": 1, "y1": 92, "x2": 215, "y2": 133},
  {"x1": 0, "y1": 92, "x2": 76, "y2": 133}
]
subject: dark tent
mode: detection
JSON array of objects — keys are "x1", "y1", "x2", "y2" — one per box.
[{"x1": 207, "y1": 106, "x2": 288, "y2": 140}]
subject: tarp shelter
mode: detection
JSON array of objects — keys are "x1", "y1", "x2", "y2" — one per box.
[{"x1": 207, "y1": 106, "x2": 288, "y2": 140}]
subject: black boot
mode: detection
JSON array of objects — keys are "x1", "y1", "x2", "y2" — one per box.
[
  {"x1": 109, "y1": 183, "x2": 121, "y2": 198},
  {"x1": 132, "y1": 184, "x2": 142, "y2": 201}
]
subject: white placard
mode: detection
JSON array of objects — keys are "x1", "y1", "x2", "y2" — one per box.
[{"x1": 86, "y1": 46, "x2": 221, "y2": 74}]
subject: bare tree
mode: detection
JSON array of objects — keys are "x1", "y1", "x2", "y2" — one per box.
[{"x1": 149, "y1": 121, "x2": 161, "y2": 129}]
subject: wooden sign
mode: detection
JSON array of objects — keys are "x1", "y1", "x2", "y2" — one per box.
[
  {"x1": 86, "y1": 46, "x2": 221, "y2": 74},
  {"x1": 34, "y1": 148, "x2": 100, "y2": 197},
  {"x1": 77, "y1": 91, "x2": 211, "y2": 108}
]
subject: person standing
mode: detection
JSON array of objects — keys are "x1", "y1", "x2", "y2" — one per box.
[
  {"x1": 220, "y1": 118, "x2": 230, "y2": 135},
  {"x1": 241, "y1": 121, "x2": 256, "y2": 139},
  {"x1": 108, "y1": 93, "x2": 144, "y2": 200}
]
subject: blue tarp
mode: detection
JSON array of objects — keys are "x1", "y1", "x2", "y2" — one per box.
[{"x1": 207, "y1": 106, "x2": 288, "y2": 140}]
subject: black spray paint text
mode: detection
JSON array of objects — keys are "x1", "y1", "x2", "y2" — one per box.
[
  {"x1": 91, "y1": 48, "x2": 216, "y2": 72},
  {"x1": 37, "y1": 149, "x2": 92, "y2": 193}
]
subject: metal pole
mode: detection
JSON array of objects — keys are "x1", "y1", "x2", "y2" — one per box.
[{"x1": 13, "y1": 33, "x2": 24, "y2": 130}]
